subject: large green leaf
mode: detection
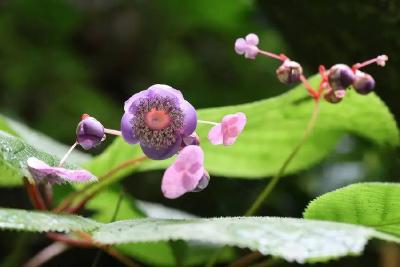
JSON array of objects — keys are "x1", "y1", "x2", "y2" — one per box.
[
  {"x1": 0, "y1": 130, "x2": 96, "y2": 186},
  {"x1": 304, "y1": 183, "x2": 400, "y2": 237},
  {"x1": 86, "y1": 76, "x2": 398, "y2": 179},
  {"x1": 0, "y1": 208, "x2": 398, "y2": 263}
]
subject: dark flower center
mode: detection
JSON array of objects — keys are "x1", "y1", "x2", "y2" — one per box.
[{"x1": 132, "y1": 96, "x2": 184, "y2": 150}]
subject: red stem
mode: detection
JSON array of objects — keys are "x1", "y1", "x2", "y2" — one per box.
[{"x1": 24, "y1": 179, "x2": 47, "y2": 210}]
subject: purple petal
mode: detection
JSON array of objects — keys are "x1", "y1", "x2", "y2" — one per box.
[
  {"x1": 161, "y1": 145, "x2": 204, "y2": 199},
  {"x1": 27, "y1": 157, "x2": 95, "y2": 184},
  {"x1": 244, "y1": 46, "x2": 259, "y2": 59},
  {"x1": 140, "y1": 135, "x2": 182, "y2": 160},
  {"x1": 245, "y1": 33, "x2": 259, "y2": 46},
  {"x1": 234, "y1": 38, "x2": 246, "y2": 55},
  {"x1": 123, "y1": 90, "x2": 149, "y2": 113},
  {"x1": 207, "y1": 123, "x2": 223, "y2": 145},
  {"x1": 147, "y1": 84, "x2": 184, "y2": 100},
  {"x1": 121, "y1": 112, "x2": 140, "y2": 144},
  {"x1": 179, "y1": 100, "x2": 197, "y2": 136},
  {"x1": 76, "y1": 117, "x2": 104, "y2": 150}
]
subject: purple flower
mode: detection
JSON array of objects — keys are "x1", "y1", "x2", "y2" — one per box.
[
  {"x1": 208, "y1": 112, "x2": 247, "y2": 146},
  {"x1": 234, "y1": 33, "x2": 259, "y2": 59},
  {"x1": 121, "y1": 84, "x2": 197, "y2": 160},
  {"x1": 161, "y1": 145, "x2": 206, "y2": 199},
  {"x1": 27, "y1": 157, "x2": 96, "y2": 184},
  {"x1": 76, "y1": 114, "x2": 105, "y2": 150},
  {"x1": 376, "y1": 55, "x2": 388, "y2": 67}
]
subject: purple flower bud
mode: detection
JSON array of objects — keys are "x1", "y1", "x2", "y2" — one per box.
[
  {"x1": 191, "y1": 170, "x2": 210, "y2": 192},
  {"x1": 76, "y1": 115, "x2": 105, "y2": 150},
  {"x1": 352, "y1": 71, "x2": 375, "y2": 95},
  {"x1": 328, "y1": 64, "x2": 355, "y2": 91},
  {"x1": 324, "y1": 89, "x2": 345, "y2": 104},
  {"x1": 181, "y1": 132, "x2": 200, "y2": 148},
  {"x1": 276, "y1": 60, "x2": 303, "y2": 84}
]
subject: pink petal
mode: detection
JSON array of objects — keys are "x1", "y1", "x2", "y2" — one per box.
[
  {"x1": 207, "y1": 123, "x2": 223, "y2": 145},
  {"x1": 221, "y1": 112, "x2": 247, "y2": 146},
  {"x1": 161, "y1": 145, "x2": 204, "y2": 199},
  {"x1": 245, "y1": 33, "x2": 259, "y2": 46},
  {"x1": 376, "y1": 55, "x2": 388, "y2": 67},
  {"x1": 244, "y1": 46, "x2": 259, "y2": 59},
  {"x1": 27, "y1": 157, "x2": 95, "y2": 184},
  {"x1": 234, "y1": 38, "x2": 247, "y2": 55}
]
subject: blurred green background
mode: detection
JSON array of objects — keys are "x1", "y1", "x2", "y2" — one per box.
[{"x1": 0, "y1": 0, "x2": 399, "y2": 266}]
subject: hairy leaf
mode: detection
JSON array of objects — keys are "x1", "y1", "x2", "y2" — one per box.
[
  {"x1": 304, "y1": 183, "x2": 400, "y2": 237},
  {"x1": 0, "y1": 130, "x2": 95, "y2": 186},
  {"x1": 0, "y1": 208, "x2": 398, "y2": 263}
]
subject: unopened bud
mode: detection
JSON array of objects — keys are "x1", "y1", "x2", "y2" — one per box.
[
  {"x1": 276, "y1": 60, "x2": 303, "y2": 84},
  {"x1": 328, "y1": 64, "x2": 355, "y2": 91},
  {"x1": 76, "y1": 116, "x2": 105, "y2": 150},
  {"x1": 353, "y1": 71, "x2": 375, "y2": 95}
]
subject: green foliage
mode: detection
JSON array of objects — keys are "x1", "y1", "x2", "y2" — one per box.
[
  {"x1": 304, "y1": 183, "x2": 400, "y2": 238},
  {"x1": 0, "y1": 130, "x2": 95, "y2": 186},
  {"x1": 0, "y1": 208, "x2": 398, "y2": 263},
  {"x1": 86, "y1": 77, "x2": 399, "y2": 180},
  {"x1": 0, "y1": 208, "x2": 98, "y2": 233}
]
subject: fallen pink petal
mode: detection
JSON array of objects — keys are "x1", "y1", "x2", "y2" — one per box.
[
  {"x1": 27, "y1": 157, "x2": 96, "y2": 184},
  {"x1": 161, "y1": 145, "x2": 205, "y2": 199},
  {"x1": 208, "y1": 112, "x2": 247, "y2": 146}
]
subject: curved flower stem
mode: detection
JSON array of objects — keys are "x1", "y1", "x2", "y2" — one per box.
[
  {"x1": 245, "y1": 99, "x2": 320, "y2": 216},
  {"x1": 54, "y1": 156, "x2": 147, "y2": 213},
  {"x1": 24, "y1": 178, "x2": 47, "y2": 210},
  {"x1": 22, "y1": 242, "x2": 69, "y2": 267}
]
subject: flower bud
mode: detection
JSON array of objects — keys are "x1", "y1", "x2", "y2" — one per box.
[
  {"x1": 276, "y1": 60, "x2": 303, "y2": 84},
  {"x1": 353, "y1": 71, "x2": 375, "y2": 95},
  {"x1": 76, "y1": 115, "x2": 105, "y2": 150},
  {"x1": 328, "y1": 64, "x2": 355, "y2": 91},
  {"x1": 181, "y1": 132, "x2": 200, "y2": 148},
  {"x1": 192, "y1": 170, "x2": 210, "y2": 192},
  {"x1": 324, "y1": 89, "x2": 345, "y2": 104}
]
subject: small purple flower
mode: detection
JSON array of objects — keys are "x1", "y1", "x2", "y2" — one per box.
[
  {"x1": 376, "y1": 55, "x2": 388, "y2": 67},
  {"x1": 27, "y1": 157, "x2": 96, "y2": 184},
  {"x1": 276, "y1": 60, "x2": 303, "y2": 84},
  {"x1": 234, "y1": 33, "x2": 259, "y2": 59},
  {"x1": 208, "y1": 112, "x2": 247, "y2": 146},
  {"x1": 76, "y1": 114, "x2": 105, "y2": 150},
  {"x1": 121, "y1": 84, "x2": 197, "y2": 160},
  {"x1": 353, "y1": 70, "x2": 375, "y2": 95},
  {"x1": 161, "y1": 145, "x2": 206, "y2": 199},
  {"x1": 328, "y1": 64, "x2": 355, "y2": 91}
]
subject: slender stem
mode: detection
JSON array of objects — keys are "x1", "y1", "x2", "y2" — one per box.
[
  {"x1": 197, "y1": 120, "x2": 218, "y2": 126},
  {"x1": 22, "y1": 242, "x2": 69, "y2": 267},
  {"x1": 59, "y1": 142, "x2": 78, "y2": 167},
  {"x1": 300, "y1": 75, "x2": 319, "y2": 100},
  {"x1": 24, "y1": 178, "x2": 47, "y2": 210},
  {"x1": 245, "y1": 99, "x2": 320, "y2": 216},
  {"x1": 104, "y1": 128, "x2": 122, "y2": 136},
  {"x1": 258, "y1": 50, "x2": 287, "y2": 61}
]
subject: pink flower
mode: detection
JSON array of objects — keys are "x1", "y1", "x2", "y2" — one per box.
[
  {"x1": 376, "y1": 55, "x2": 388, "y2": 67},
  {"x1": 27, "y1": 157, "x2": 96, "y2": 184},
  {"x1": 161, "y1": 145, "x2": 206, "y2": 199},
  {"x1": 234, "y1": 33, "x2": 259, "y2": 59},
  {"x1": 208, "y1": 112, "x2": 247, "y2": 146}
]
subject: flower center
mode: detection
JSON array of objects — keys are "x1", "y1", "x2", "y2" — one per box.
[
  {"x1": 145, "y1": 108, "x2": 171, "y2": 130},
  {"x1": 132, "y1": 96, "x2": 184, "y2": 150}
]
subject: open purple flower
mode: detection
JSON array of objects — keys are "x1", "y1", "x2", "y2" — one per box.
[
  {"x1": 27, "y1": 157, "x2": 96, "y2": 184},
  {"x1": 121, "y1": 84, "x2": 197, "y2": 160},
  {"x1": 234, "y1": 33, "x2": 259, "y2": 59},
  {"x1": 161, "y1": 145, "x2": 206, "y2": 199},
  {"x1": 208, "y1": 112, "x2": 247, "y2": 146}
]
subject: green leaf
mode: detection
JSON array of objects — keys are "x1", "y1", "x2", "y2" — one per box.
[
  {"x1": 86, "y1": 76, "x2": 398, "y2": 179},
  {"x1": 0, "y1": 130, "x2": 96, "y2": 186},
  {"x1": 0, "y1": 208, "x2": 398, "y2": 263},
  {"x1": 0, "y1": 208, "x2": 98, "y2": 233},
  {"x1": 304, "y1": 183, "x2": 400, "y2": 238},
  {"x1": 0, "y1": 114, "x2": 91, "y2": 165}
]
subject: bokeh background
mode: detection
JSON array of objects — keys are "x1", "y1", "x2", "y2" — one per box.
[{"x1": 0, "y1": 0, "x2": 399, "y2": 266}]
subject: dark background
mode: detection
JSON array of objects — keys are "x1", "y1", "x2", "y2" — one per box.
[{"x1": 0, "y1": 0, "x2": 399, "y2": 266}]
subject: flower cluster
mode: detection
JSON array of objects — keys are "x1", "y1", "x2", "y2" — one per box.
[
  {"x1": 27, "y1": 84, "x2": 247, "y2": 199},
  {"x1": 234, "y1": 33, "x2": 388, "y2": 103}
]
